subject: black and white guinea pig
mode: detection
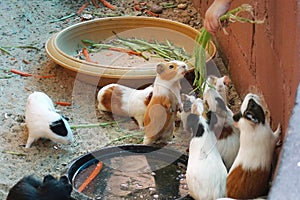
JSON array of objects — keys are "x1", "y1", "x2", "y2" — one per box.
[
  {"x1": 25, "y1": 91, "x2": 73, "y2": 148},
  {"x1": 186, "y1": 111, "x2": 227, "y2": 200},
  {"x1": 6, "y1": 175, "x2": 75, "y2": 200},
  {"x1": 203, "y1": 88, "x2": 240, "y2": 170},
  {"x1": 97, "y1": 83, "x2": 153, "y2": 129}
]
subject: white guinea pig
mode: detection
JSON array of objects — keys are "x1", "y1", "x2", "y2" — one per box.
[
  {"x1": 186, "y1": 111, "x2": 227, "y2": 200},
  {"x1": 204, "y1": 75, "x2": 230, "y2": 104},
  {"x1": 25, "y1": 91, "x2": 73, "y2": 148},
  {"x1": 97, "y1": 83, "x2": 153, "y2": 129}
]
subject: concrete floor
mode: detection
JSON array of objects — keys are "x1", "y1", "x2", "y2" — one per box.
[{"x1": 269, "y1": 84, "x2": 300, "y2": 199}]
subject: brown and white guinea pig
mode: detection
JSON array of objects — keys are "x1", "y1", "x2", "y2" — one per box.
[
  {"x1": 97, "y1": 84, "x2": 153, "y2": 129},
  {"x1": 186, "y1": 110, "x2": 227, "y2": 200},
  {"x1": 6, "y1": 174, "x2": 75, "y2": 200},
  {"x1": 203, "y1": 88, "x2": 240, "y2": 170},
  {"x1": 143, "y1": 60, "x2": 187, "y2": 145},
  {"x1": 226, "y1": 93, "x2": 281, "y2": 199},
  {"x1": 204, "y1": 75, "x2": 230, "y2": 104},
  {"x1": 179, "y1": 93, "x2": 196, "y2": 132},
  {"x1": 25, "y1": 91, "x2": 73, "y2": 148}
]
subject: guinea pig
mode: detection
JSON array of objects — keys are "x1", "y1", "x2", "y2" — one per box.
[
  {"x1": 226, "y1": 93, "x2": 281, "y2": 199},
  {"x1": 203, "y1": 88, "x2": 240, "y2": 170},
  {"x1": 191, "y1": 97, "x2": 205, "y2": 116},
  {"x1": 180, "y1": 93, "x2": 196, "y2": 132},
  {"x1": 143, "y1": 60, "x2": 187, "y2": 145},
  {"x1": 186, "y1": 111, "x2": 227, "y2": 200},
  {"x1": 97, "y1": 84, "x2": 153, "y2": 129},
  {"x1": 204, "y1": 75, "x2": 230, "y2": 104},
  {"x1": 25, "y1": 91, "x2": 73, "y2": 148},
  {"x1": 6, "y1": 174, "x2": 74, "y2": 200}
]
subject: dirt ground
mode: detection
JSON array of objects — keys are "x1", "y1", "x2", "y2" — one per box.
[{"x1": 0, "y1": 0, "x2": 240, "y2": 199}]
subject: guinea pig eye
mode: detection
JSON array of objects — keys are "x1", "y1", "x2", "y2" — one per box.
[{"x1": 169, "y1": 65, "x2": 174, "y2": 69}]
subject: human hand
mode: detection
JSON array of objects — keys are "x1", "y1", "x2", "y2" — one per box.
[{"x1": 204, "y1": 0, "x2": 232, "y2": 34}]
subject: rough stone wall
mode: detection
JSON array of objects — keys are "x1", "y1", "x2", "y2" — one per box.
[{"x1": 192, "y1": 0, "x2": 300, "y2": 134}]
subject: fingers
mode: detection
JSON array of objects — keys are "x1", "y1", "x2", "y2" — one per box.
[
  {"x1": 204, "y1": 17, "x2": 219, "y2": 35},
  {"x1": 203, "y1": 0, "x2": 231, "y2": 34}
]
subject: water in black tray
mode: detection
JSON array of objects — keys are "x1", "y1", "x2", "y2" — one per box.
[{"x1": 73, "y1": 154, "x2": 189, "y2": 200}]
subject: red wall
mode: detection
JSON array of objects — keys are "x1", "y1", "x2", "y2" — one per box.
[{"x1": 192, "y1": 0, "x2": 300, "y2": 133}]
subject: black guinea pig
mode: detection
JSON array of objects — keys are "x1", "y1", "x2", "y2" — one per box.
[{"x1": 6, "y1": 174, "x2": 75, "y2": 200}]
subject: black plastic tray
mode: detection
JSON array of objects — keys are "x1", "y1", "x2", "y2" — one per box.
[{"x1": 67, "y1": 144, "x2": 192, "y2": 200}]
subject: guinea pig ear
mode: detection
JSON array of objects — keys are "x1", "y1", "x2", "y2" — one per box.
[
  {"x1": 61, "y1": 115, "x2": 70, "y2": 121},
  {"x1": 187, "y1": 113, "x2": 200, "y2": 136},
  {"x1": 43, "y1": 175, "x2": 55, "y2": 183},
  {"x1": 59, "y1": 176, "x2": 70, "y2": 185},
  {"x1": 59, "y1": 176, "x2": 73, "y2": 194},
  {"x1": 49, "y1": 119, "x2": 68, "y2": 137},
  {"x1": 223, "y1": 75, "x2": 230, "y2": 85},
  {"x1": 156, "y1": 63, "x2": 165, "y2": 74},
  {"x1": 207, "y1": 111, "x2": 218, "y2": 130},
  {"x1": 215, "y1": 97, "x2": 226, "y2": 111},
  {"x1": 233, "y1": 111, "x2": 242, "y2": 122}
]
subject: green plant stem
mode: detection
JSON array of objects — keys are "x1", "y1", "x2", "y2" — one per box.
[
  {"x1": 162, "y1": 3, "x2": 177, "y2": 9},
  {"x1": 2, "y1": 151, "x2": 27, "y2": 156},
  {"x1": 70, "y1": 120, "x2": 122, "y2": 129},
  {"x1": 0, "y1": 45, "x2": 39, "y2": 52},
  {"x1": 84, "y1": 32, "x2": 191, "y2": 61},
  {"x1": 50, "y1": 13, "x2": 76, "y2": 23},
  {"x1": 193, "y1": 29, "x2": 211, "y2": 95},
  {"x1": 219, "y1": 6, "x2": 243, "y2": 21},
  {"x1": 0, "y1": 47, "x2": 12, "y2": 55},
  {"x1": 105, "y1": 132, "x2": 144, "y2": 146},
  {"x1": 0, "y1": 75, "x2": 16, "y2": 79},
  {"x1": 193, "y1": 4, "x2": 263, "y2": 96}
]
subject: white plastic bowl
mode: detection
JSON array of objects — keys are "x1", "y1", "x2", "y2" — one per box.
[{"x1": 45, "y1": 16, "x2": 216, "y2": 87}]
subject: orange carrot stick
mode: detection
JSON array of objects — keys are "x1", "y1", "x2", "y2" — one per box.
[
  {"x1": 78, "y1": 161, "x2": 103, "y2": 193},
  {"x1": 91, "y1": 0, "x2": 100, "y2": 8},
  {"x1": 22, "y1": 59, "x2": 30, "y2": 64},
  {"x1": 99, "y1": 0, "x2": 115, "y2": 10},
  {"x1": 82, "y1": 48, "x2": 92, "y2": 62},
  {"x1": 10, "y1": 69, "x2": 32, "y2": 77},
  {"x1": 145, "y1": 10, "x2": 159, "y2": 17},
  {"x1": 76, "y1": 2, "x2": 89, "y2": 15},
  {"x1": 55, "y1": 101, "x2": 72, "y2": 106},
  {"x1": 108, "y1": 47, "x2": 142, "y2": 56},
  {"x1": 134, "y1": 5, "x2": 141, "y2": 11}
]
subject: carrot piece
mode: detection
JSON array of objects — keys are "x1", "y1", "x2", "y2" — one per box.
[
  {"x1": 55, "y1": 101, "x2": 72, "y2": 106},
  {"x1": 91, "y1": 0, "x2": 100, "y2": 8},
  {"x1": 145, "y1": 10, "x2": 159, "y2": 17},
  {"x1": 82, "y1": 48, "x2": 92, "y2": 62},
  {"x1": 10, "y1": 69, "x2": 32, "y2": 77},
  {"x1": 134, "y1": 5, "x2": 141, "y2": 11},
  {"x1": 78, "y1": 161, "x2": 103, "y2": 193},
  {"x1": 99, "y1": 0, "x2": 115, "y2": 10},
  {"x1": 76, "y1": 2, "x2": 89, "y2": 15},
  {"x1": 10, "y1": 69, "x2": 55, "y2": 78},
  {"x1": 108, "y1": 47, "x2": 142, "y2": 56},
  {"x1": 22, "y1": 59, "x2": 30, "y2": 64}
]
